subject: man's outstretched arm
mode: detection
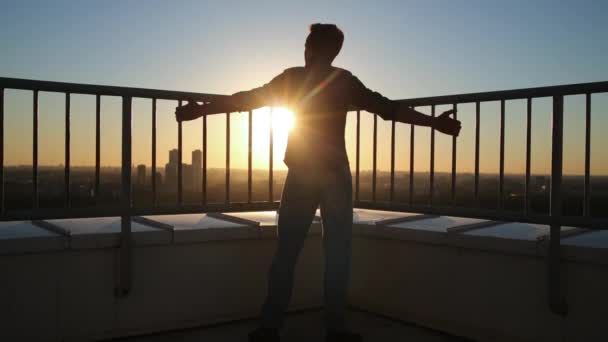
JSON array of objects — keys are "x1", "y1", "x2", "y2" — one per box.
[
  {"x1": 393, "y1": 104, "x2": 461, "y2": 136},
  {"x1": 350, "y1": 75, "x2": 461, "y2": 136},
  {"x1": 175, "y1": 71, "x2": 287, "y2": 121},
  {"x1": 174, "y1": 96, "x2": 246, "y2": 121}
]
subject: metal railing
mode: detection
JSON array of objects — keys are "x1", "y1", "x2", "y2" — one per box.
[
  {"x1": 355, "y1": 81, "x2": 608, "y2": 230},
  {"x1": 353, "y1": 81, "x2": 608, "y2": 316},
  {"x1": 1, "y1": 76, "x2": 607, "y2": 311}
]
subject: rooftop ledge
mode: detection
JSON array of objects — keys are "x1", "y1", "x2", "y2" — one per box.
[
  {"x1": 2, "y1": 209, "x2": 608, "y2": 342},
  {"x1": 1, "y1": 209, "x2": 606, "y2": 265}
]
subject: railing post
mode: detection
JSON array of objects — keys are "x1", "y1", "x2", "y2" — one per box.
[
  {"x1": 268, "y1": 107, "x2": 273, "y2": 202},
  {"x1": 499, "y1": 100, "x2": 505, "y2": 209},
  {"x1": 430, "y1": 105, "x2": 436, "y2": 205},
  {"x1": 372, "y1": 114, "x2": 377, "y2": 202},
  {"x1": 355, "y1": 110, "x2": 360, "y2": 202},
  {"x1": 584, "y1": 93, "x2": 591, "y2": 216},
  {"x1": 151, "y1": 98, "x2": 157, "y2": 206},
  {"x1": 474, "y1": 102, "x2": 480, "y2": 207},
  {"x1": 65, "y1": 93, "x2": 71, "y2": 207},
  {"x1": 451, "y1": 103, "x2": 457, "y2": 206},
  {"x1": 390, "y1": 119, "x2": 395, "y2": 202},
  {"x1": 202, "y1": 112, "x2": 207, "y2": 206},
  {"x1": 0, "y1": 88, "x2": 3, "y2": 213},
  {"x1": 524, "y1": 98, "x2": 532, "y2": 214},
  {"x1": 33, "y1": 90, "x2": 39, "y2": 209},
  {"x1": 95, "y1": 95, "x2": 101, "y2": 199},
  {"x1": 225, "y1": 112, "x2": 230, "y2": 205},
  {"x1": 177, "y1": 100, "x2": 183, "y2": 206},
  {"x1": 116, "y1": 96, "x2": 132, "y2": 297},
  {"x1": 248, "y1": 110, "x2": 253, "y2": 203},
  {"x1": 548, "y1": 95, "x2": 567, "y2": 315}
]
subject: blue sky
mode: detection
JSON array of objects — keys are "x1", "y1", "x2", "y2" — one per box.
[
  {"x1": 1, "y1": 0, "x2": 607, "y2": 173},
  {"x1": 2, "y1": 0, "x2": 606, "y2": 96}
]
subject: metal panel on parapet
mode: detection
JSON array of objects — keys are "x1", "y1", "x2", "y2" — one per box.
[
  {"x1": 353, "y1": 208, "x2": 423, "y2": 225},
  {"x1": 355, "y1": 214, "x2": 492, "y2": 245},
  {"x1": 45, "y1": 217, "x2": 170, "y2": 249},
  {"x1": 382, "y1": 216, "x2": 492, "y2": 245},
  {"x1": 561, "y1": 229, "x2": 608, "y2": 265},
  {"x1": 218, "y1": 210, "x2": 323, "y2": 238},
  {"x1": 351, "y1": 209, "x2": 432, "y2": 238},
  {"x1": 0, "y1": 221, "x2": 67, "y2": 254},
  {"x1": 140, "y1": 213, "x2": 257, "y2": 243},
  {"x1": 461, "y1": 222, "x2": 579, "y2": 257}
]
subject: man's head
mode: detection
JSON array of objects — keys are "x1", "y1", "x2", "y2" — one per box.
[{"x1": 305, "y1": 23, "x2": 344, "y2": 66}]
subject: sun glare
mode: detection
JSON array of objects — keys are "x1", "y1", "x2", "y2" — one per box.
[
  {"x1": 250, "y1": 106, "x2": 295, "y2": 168},
  {"x1": 271, "y1": 107, "x2": 295, "y2": 132}
]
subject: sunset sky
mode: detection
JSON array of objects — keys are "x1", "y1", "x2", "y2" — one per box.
[{"x1": 1, "y1": 0, "x2": 607, "y2": 175}]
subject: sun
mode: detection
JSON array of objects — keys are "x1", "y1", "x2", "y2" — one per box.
[
  {"x1": 250, "y1": 106, "x2": 295, "y2": 168},
  {"x1": 271, "y1": 106, "x2": 295, "y2": 132}
]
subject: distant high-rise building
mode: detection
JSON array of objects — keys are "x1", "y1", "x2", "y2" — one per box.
[
  {"x1": 192, "y1": 150, "x2": 202, "y2": 169},
  {"x1": 136, "y1": 164, "x2": 146, "y2": 186},
  {"x1": 183, "y1": 163, "x2": 193, "y2": 189},
  {"x1": 165, "y1": 163, "x2": 177, "y2": 188},
  {"x1": 165, "y1": 149, "x2": 179, "y2": 189},
  {"x1": 169, "y1": 149, "x2": 179, "y2": 165},
  {"x1": 155, "y1": 171, "x2": 163, "y2": 187}
]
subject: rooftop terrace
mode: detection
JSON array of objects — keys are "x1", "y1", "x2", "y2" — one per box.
[{"x1": 1, "y1": 77, "x2": 608, "y2": 341}]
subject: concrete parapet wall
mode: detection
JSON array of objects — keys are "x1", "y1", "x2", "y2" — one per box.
[
  {"x1": 1, "y1": 211, "x2": 607, "y2": 341},
  {"x1": 349, "y1": 223, "x2": 608, "y2": 342},
  {"x1": 0, "y1": 231, "x2": 324, "y2": 341}
]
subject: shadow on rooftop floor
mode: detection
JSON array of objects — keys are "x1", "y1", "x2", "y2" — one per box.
[{"x1": 108, "y1": 308, "x2": 471, "y2": 342}]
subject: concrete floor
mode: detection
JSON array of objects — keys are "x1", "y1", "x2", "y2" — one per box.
[{"x1": 114, "y1": 309, "x2": 468, "y2": 342}]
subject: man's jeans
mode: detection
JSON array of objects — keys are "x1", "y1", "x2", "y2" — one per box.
[{"x1": 260, "y1": 164, "x2": 353, "y2": 332}]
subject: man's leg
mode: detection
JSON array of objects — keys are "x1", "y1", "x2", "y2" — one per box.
[
  {"x1": 260, "y1": 167, "x2": 320, "y2": 330},
  {"x1": 319, "y1": 164, "x2": 354, "y2": 332}
]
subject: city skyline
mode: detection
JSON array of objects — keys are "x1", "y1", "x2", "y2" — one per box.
[{"x1": 1, "y1": 1, "x2": 607, "y2": 175}]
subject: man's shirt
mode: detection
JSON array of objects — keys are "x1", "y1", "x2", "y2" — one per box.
[{"x1": 231, "y1": 66, "x2": 398, "y2": 169}]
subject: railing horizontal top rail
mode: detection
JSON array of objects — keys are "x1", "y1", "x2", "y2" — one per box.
[
  {"x1": 3, "y1": 77, "x2": 608, "y2": 108},
  {"x1": 396, "y1": 81, "x2": 608, "y2": 107},
  {"x1": 0, "y1": 77, "x2": 227, "y2": 102}
]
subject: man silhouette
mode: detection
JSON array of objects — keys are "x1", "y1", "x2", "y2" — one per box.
[{"x1": 175, "y1": 23, "x2": 461, "y2": 342}]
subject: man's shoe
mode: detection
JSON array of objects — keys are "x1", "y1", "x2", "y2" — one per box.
[
  {"x1": 248, "y1": 327, "x2": 280, "y2": 342},
  {"x1": 326, "y1": 331, "x2": 362, "y2": 342}
]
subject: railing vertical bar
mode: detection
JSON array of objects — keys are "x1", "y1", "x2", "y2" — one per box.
[
  {"x1": 451, "y1": 103, "x2": 457, "y2": 206},
  {"x1": 269, "y1": 108, "x2": 273, "y2": 202},
  {"x1": 584, "y1": 93, "x2": 591, "y2": 217},
  {"x1": 32, "y1": 90, "x2": 38, "y2": 209},
  {"x1": 430, "y1": 105, "x2": 436, "y2": 205},
  {"x1": 117, "y1": 95, "x2": 132, "y2": 297},
  {"x1": 474, "y1": 101, "x2": 480, "y2": 206},
  {"x1": 225, "y1": 112, "x2": 230, "y2": 205},
  {"x1": 248, "y1": 110, "x2": 253, "y2": 203},
  {"x1": 0, "y1": 88, "x2": 4, "y2": 213},
  {"x1": 499, "y1": 99, "x2": 505, "y2": 209},
  {"x1": 548, "y1": 95, "x2": 567, "y2": 315},
  {"x1": 177, "y1": 100, "x2": 183, "y2": 206},
  {"x1": 390, "y1": 119, "x2": 395, "y2": 202},
  {"x1": 355, "y1": 110, "x2": 360, "y2": 202},
  {"x1": 151, "y1": 98, "x2": 157, "y2": 206},
  {"x1": 64, "y1": 93, "x2": 71, "y2": 207},
  {"x1": 95, "y1": 94, "x2": 101, "y2": 199},
  {"x1": 409, "y1": 121, "x2": 415, "y2": 205},
  {"x1": 372, "y1": 114, "x2": 377, "y2": 202},
  {"x1": 202, "y1": 112, "x2": 207, "y2": 206},
  {"x1": 525, "y1": 98, "x2": 532, "y2": 215}
]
